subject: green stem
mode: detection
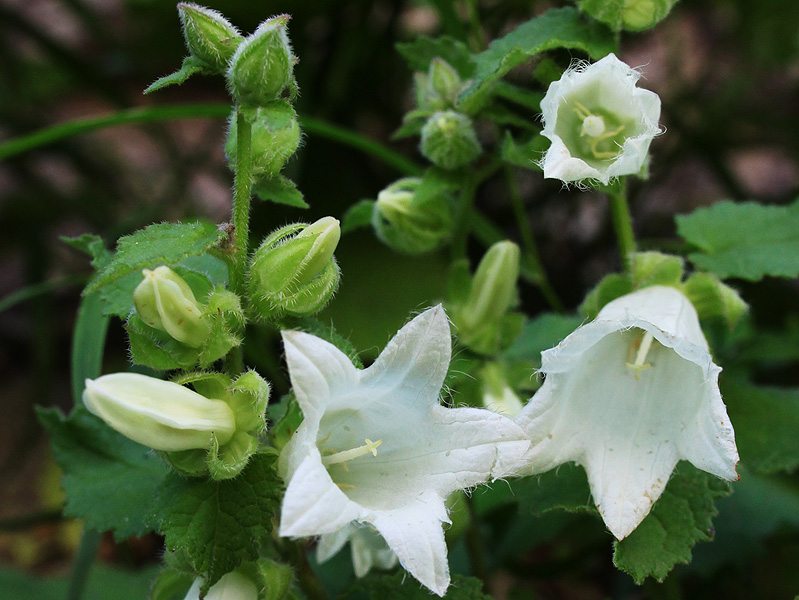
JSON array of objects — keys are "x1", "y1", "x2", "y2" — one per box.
[
  {"x1": 503, "y1": 166, "x2": 564, "y2": 312},
  {"x1": 451, "y1": 160, "x2": 501, "y2": 261},
  {"x1": 280, "y1": 540, "x2": 328, "y2": 600},
  {"x1": 66, "y1": 528, "x2": 102, "y2": 600},
  {"x1": 606, "y1": 179, "x2": 636, "y2": 271}
]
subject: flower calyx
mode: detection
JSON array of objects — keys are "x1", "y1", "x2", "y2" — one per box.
[{"x1": 177, "y1": 3, "x2": 243, "y2": 73}]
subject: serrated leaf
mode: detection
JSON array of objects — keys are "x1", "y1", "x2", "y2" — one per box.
[
  {"x1": 144, "y1": 56, "x2": 208, "y2": 94},
  {"x1": 676, "y1": 199, "x2": 799, "y2": 281},
  {"x1": 341, "y1": 200, "x2": 375, "y2": 234},
  {"x1": 86, "y1": 221, "x2": 225, "y2": 294},
  {"x1": 152, "y1": 453, "x2": 283, "y2": 591},
  {"x1": 458, "y1": 8, "x2": 616, "y2": 112},
  {"x1": 341, "y1": 572, "x2": 491, "y2": 600},
  {"x1": 613, "y1": 463, "x2": 730, "y2": 583},
  {"x1": 37, "y1": 407, "x2": 169, "y2": 540},
  {"x1": 253, "y1": 175, "x2": 308, "y2": 209},
  {"x1": 500, "y1": 132, "x2": 547, "y2": 171},
  {"x1": 721, "y1": 379, "x2": 799, "y2": 474},
  {"x1": 395, "y1": 35, "x2": 474, "y2": 78},
  {"x1": 502, "y1": 313, "x2": 584, "y2": 362}
]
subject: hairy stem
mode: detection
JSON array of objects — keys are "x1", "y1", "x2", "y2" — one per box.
[{"x1": 606, "y1": 179, "x2": 636, "y2": 271}]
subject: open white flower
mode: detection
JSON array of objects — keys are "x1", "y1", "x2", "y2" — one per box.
[
  {"x1": 317, "y1": 523, "x2": 398, "y2": 578},
  {"x1": 540, "y1": 53, "x2": 661, "y2": 185},
  {"x1": 278, "y1": 305, "x2": 529, "y2": 596},
  {"x1": 515, "y1": 286, "x2": 738, "y2": 540}
]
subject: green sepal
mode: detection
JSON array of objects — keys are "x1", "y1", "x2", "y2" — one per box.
[
  {"x1": 144, "y1": 56, "x2": 209, "y2": 95},
  {"x1": 149, "y1": 567, "x2": 194, "y2": 600},
  {"x1": 207, "y1": 430, "x2": 258, "y2": 480},
  {"x1": 254, "y1": 558, "x2": 294, "y2": 600},
  {"x1": 578, "y1": 273, "x2": 634, "y2": 319},
  {"x1": 229, "y1": 370, "x2": 270, "y2": 433},
  {"x1": 341, "y1": 200, "x2": 375, "y2": 234},
  {"x1": 227, "y1": 102, "x2": 301, "y2": 178},
  {"x1": 631, "y1": 251, "x2": 685, "y2": 288},
  {"x1": 159, "y1": 448, "x2": 209, "y2": 478},
  {"x1": 500, "y1": 132, "x2": 547, "y2": 171},
  {"x1": 268, "y1": 394, "x2": 303, "y2": 453},
  {"x1": 681, "y1": 272, "x2": 748, "y2": 328}
]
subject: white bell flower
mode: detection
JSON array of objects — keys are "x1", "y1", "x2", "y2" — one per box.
[
  {"x1": 278, "y1": 305, "x2": 529, "y2": 596},
  {"x1": 539, "y1": 53, "x2": 661, "y2": 185},
  {"x1": 316, "y1": 523, "x2": 398, "y2": 578},
  {"x1": 515, "y1": 286, "x2": 739, "y2": 540}
]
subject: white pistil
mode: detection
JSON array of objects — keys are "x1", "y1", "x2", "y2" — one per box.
[
  {"x1": 626, "y1": 330, "x2": 654, "y2": 380},
  {"x1": 573, "y1": 100, "x2": 625, "y2": 159},
  {"x1": 322, "y1": 438, "x2": 383, "y2": 467}
]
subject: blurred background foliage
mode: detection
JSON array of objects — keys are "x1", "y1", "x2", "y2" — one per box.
[{"x1": 0, "y1": 0, "x2": 798, "y2": 598}]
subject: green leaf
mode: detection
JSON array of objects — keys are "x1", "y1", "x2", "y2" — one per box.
[
  {"x1": 253, "y1": 175, "x2": 309, "y2": 209},
  {"x1": 613, "y1": 463, "x2": 730, "y2": 583},
  {"x1": 458, "y1": 8, "x2": 616, "y2": 112},
  {"x1": 70, "y1": 292, "x2": 110, "y2": 402},
  {"x1": 86, "y1": 221, "x2": 225, "y2": 294},
  {"x1": 0, "y1": 564, "x2": 160, "y2": 600},
  {"x1": 502, "y1": 313, "x2": 584, "y2": 362},
  {"x1": 722, "y1": 379, "x2": 799, "y2": 474},
  {"x1": 144, "y1": 56, "x2": 208, "y2": 94},
  {"x1": 149, "y1": 568, "x2": 194, "y2": 600},
  {"x1": 342, "y1": 572, "x2": 491, "y2": 600},
  {"x1": 493, "y1": 81, "x2": 544, "y2": 112},
  {"x1": 500, "y1": 132, "x2": 546, "y2": 171},
  {"x1": 578, "y1": 0, "x2": 679, "y2": 32},
  {"x1": 676, "y1": 199, "x2": 799, "y2": 281},
  {"x1": 37, "y1": 407, "x2": 169, "y2": 540},
  {"x1": 62, "y1": 233, "x2": 111, "y2": 271},
  {"x1": 341, "y1": 200, "x2": 375, "y2": 234},
  {"x1": 152, "y1": 453, "x2": 283, "y2": 591},
  {"x1": 396, "y1": 36, "x2": 474, "y2": 77}
]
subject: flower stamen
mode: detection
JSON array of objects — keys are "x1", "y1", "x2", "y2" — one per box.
[
  {"x1": 321, "y1": 438, "x2": 383, "y2": 467},
  {"x1": 626, "y1": 330, "x2": 654, "y2": 380}
]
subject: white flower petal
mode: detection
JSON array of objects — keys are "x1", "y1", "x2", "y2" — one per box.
[
  {"x1": 369, "y1": 491, "x2": 450, "y2": 597},
  {"x1": 516, "y1": 286, "x2": 738, "y2": 539}
]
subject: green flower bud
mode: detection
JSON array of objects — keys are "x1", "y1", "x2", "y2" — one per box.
[
  {"x1": 420, "y1": 110, "x2": 482, "y2": 170},
  {"x1": 373, "y1": 177, "x2": 453, "y2": 254},
  {"x1": 226, "y1": 101, "x2": 301, "y2": 178},
  {"x1": 227, "y1": 14, "x2": 296, "y2": 106},
  {"x1": 177, "y1": 3, "x2": 242, "y2": 73},
  {"x1": 429, "y1": 58, "x2": 461, "y2": 106},
  {"x1": 83, "y1": 373, "x2": 236, "y2": 452},
  {"x1": 133, "y1": 266, "x2": 210, "y2": 348},
  {"x1": 249, "y1": 217, "x2": 341, "y2": 318}
]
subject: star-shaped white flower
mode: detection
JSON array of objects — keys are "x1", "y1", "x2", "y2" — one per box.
[
  {"x1": 278, "y1": 305, "x2": 529, "y2": 596},
  {"x1": 515, "y1": 286, "x2": 739, "y2": 540},
  {"x1": 540, "y1": 53, "x2": 661, "y2": 185}
]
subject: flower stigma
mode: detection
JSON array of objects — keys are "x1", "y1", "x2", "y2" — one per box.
[
  {"x1": 625, "y1": 329, "x2": 654, "y2": 380},
  {"x1": 573, "y1": 101, "x2": 625, "y2": 159},
  {"x1": 321, "y1": 438, "x2": 383, "y2": 470}
]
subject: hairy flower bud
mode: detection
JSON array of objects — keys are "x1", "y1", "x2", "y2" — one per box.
[
  {"x1": 373, "y1": 177, "x2": 453, "y2": 254},
  {"x1": 83, "y1": 373, "x2": 236, "y2": 452},
  {"x1": 429, "y1": 58, "x2": 461, "y2": 106},
  {"x1": 177, "y1": 3, "x2": 242, "y2": 72},
  {"x1": 227, "y1": 14, "x2": 295, "y2": 106},
  {"x1": 226, "y1": 101, "x2": 301, "y2": 177},
  {"x1": 249, "y1": 217, "x2": 341, "y2": 318},
  {"x1": 133, "y1": 266, "x2": 210, "y2": 348},
  {"x1": 420, "y1": 110, "x2": 482, "y2": 170}
]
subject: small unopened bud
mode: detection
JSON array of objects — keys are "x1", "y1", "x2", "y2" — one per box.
[
  {"x1": 83, "y1": 373, "x2": 236, "y2": 452},
  {"x1": 133, "y1": 266, "x2": 210, "y2": 348},
  {"x1": 249, "y1": 217, "x2": 341, "y2": 318},
  {"x1": 226, "y1": 101, "x2": 301, "y2": 177},
  {"x1": 429, "y1": 58, "x2": 461, "y2": 105},
  {"x1": 461, "y1": 241, "x2": 520, "y2": 330},
  {"x1": 178, "y1": 3, "x2": 242, "y2": 72},
  {"x1": 227, "y1": 15, "x2": 295, "y2": 106},
  {"x1": 420, "y1": 110, "x2": 482, "y2": 170},
  {"x1": 373, "y1": 178, "x2": 453, "y2": 254},
  {"x1": 184, "y1": 571, "x2": 259, "y2": 600}
]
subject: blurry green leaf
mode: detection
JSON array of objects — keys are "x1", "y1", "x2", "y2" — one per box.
[
  {"x1": 342, "y1": 572, "x2": 491, "y2": 600},
  {"x1": 0, "y1": 565, "x2": 159, "y2": 600},
  {"x1": 493, "y1": 81, "x2": 544, "y2": 111},
  {"x1": 86, "y1": 221, "x2": 225, "y2": 294},
  {"x1": 503, "y1": 313, "x2": 584, "y2": 362},
  {"x1": 144, "y1": 56, "x2": 207, "y2": 94},
  {"x1": 70, "y1": 292, "x2": 109, "y2": 402},
  {"x1": 253, "y1": 175, "x2": 308, "y2": 209},
  {"x1": 676, "y1": 200, "x2": 799, "y2": 280},
  {"x1": 682, "y1": 272, "x2": 748, "y2": 328},
  {"x1": 578, "y1": 273, "x2": 634, "y2": 319},
  {"x1": 62, "y1": 233, "x2": 111, "y2": 271},
  {"x1": 150, "y1": 568, "x2": 194, "y2": 600},
  {"x1": 458, "y1": 8, "x2": 616, "y2": 112},
  {"x1": 722, "y1": 379, "x2": 799, "y2": 474},
  {"x1": 396, "y1": 35, "x2": 474, "y2": 77},
  {"x1": 578, "y1": 0, "x2": 679, "y2": 31},
  {"x1": 341, "y1": 200, "x2": 376, "y2": 234},
  {"x1": 613, "y1": 463, "x2": 730, "y2": 583},
  {"x1": 37, "y1": 407, "x2": 169, "y2": 540},
  {"x1": 500, "y1": 132, "x2": 547, "y2": 171},
  {"x1": 153, "y1": 453, "x2": 283, "y2": 592},
  {"x1": 481, "y1": 105, "x2": 538, "y2": 131}
]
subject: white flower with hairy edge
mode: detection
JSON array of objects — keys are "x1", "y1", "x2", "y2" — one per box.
[
  {"x1": 317, "y1": 523, "x2": 398, "y2": 578},
  {"x1": 514, "y1": 286, "x2": 739, "y2": 540},
  {"x1": 278, "y1": 305, "x2": 529, "y2": 596},
  {"x1": 540, "y1": 53, "x2": 661, "y2": 185}
]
